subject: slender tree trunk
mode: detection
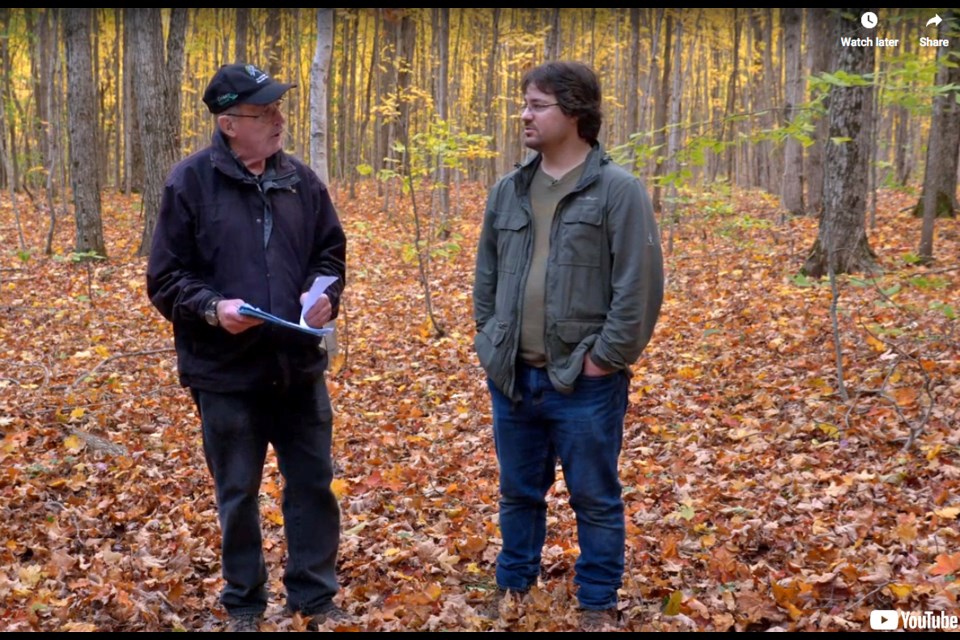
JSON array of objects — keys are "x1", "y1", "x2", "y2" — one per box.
[
  {"x1": 113, "y1": 9, "x2": 121, "y2": 190},
  {"x1": 123, "y1": 9, "x2": 144, "y2": 194},
  {"x1": 335, "y1": 11, "x2": 351, "y2": 179},
  {"x1": 311, "y1": 8, "x2": 338, "y2": 355},
  {"x1": 626, "y1": 8, "x2": 640, "y2": 167},
  {"x1": 665, "y1": 17, "x2": 684, "y2": 255},
  {"x1": 0, "y1": 11, "x2": 24, "y2": 249},
  {"x1": 805, "y1": 8, "x2": 829, "y2": 214},
  {"x1": 802, "y1": 9, "x2": 878, "y2": 278},
  {"x1": 346, "y1": 10, "x2": 359, "y2": 196},
  {"x1": 763, "y1": 8, "x2": 780, "y2": 193},
  {"x1": 544, "y1": 8, "x2": 560, "y2": 60},
  {"x1": 917, "y1": 10, "x2": 960, "y2": 261},
  {"x1": 92, "y1": 10, "x2": 105, "y2": 192},
  {"x1": 721, "y1": 9, "x2": 741, "y2": 184},
  {"x1": 639, "y1": 9, "x2": 662, "y2": 144},
  {"x1": 435, "y1": 7, "x2": 450, "y2": 225},
  {"x1": 781, "y1": 8, "x2": 805, "y2": 215},
  {"x1": 28, "y1": 10, "x2": 48, "y2": 195},
  {"x1": 42, "y1": 9, "x2": 61, "y2": 255},
  {"x1": 395, "y1": 13, "x2": 416, "y2": 154},
  {"x1": 0, "y1": 10, "x2": 20, "y2": 193},
  {"x1": 311, "y1": 8, "x2": 333, "y2": 184},
  {"x1": 166, "y1": 9, "x2": 188, "y2": 157},
  {"x1": 64, "y1": 8, "x2": 106, "y2": 256},
  {"x1": 264, "y1": 9, "x2": 282, "y2": 75},
  {"x1": 450, "y1": 9, "x2": 464, "y2": 212},
  {"x1": 357, "y1": 9, "x2": 379, "y2": 197},
  {"x1": 651, "y1": 13, "x2": 672, "y2": 213},
  {"x1": 129, "y1": 8, "x2": 179, "y2": 257},
  {"x1": 484, "y1": 8, "x2": 501, "y2": 185},
  {"x1": 234, "y1": 8, "x2": 248, "y2": 62}
]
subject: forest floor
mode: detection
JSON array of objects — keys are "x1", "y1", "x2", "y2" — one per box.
[{"x1": 0, "y1": 181, "x2": 958, "y2": 631}]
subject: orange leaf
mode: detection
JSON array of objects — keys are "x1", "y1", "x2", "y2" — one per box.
[
  {"x1": 929, "y1": 553, "x2": 960, "y2": 577},
  {"x1": 771, "y1": 579, "x2": 799, "y2": 606},
  {"x1": 424, "y1": 582, "x2": 442, "y2": 602},
  {"x1": 895, "y1": 513, "x2": 917, "y2": 543}
]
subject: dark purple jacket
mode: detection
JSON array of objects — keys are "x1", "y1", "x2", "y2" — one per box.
[{"x1": 146, "y1": 131, "x2": 346, "y2": 392}]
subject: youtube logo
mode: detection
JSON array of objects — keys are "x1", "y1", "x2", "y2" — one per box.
[{"x1": 870, "y1": 610, "x2": 899, "y2": 630}]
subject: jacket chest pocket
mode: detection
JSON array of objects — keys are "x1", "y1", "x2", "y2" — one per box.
[
  {"x1": 558, "y1": 206, "x2": 604, "y2": 267},
  {"x1": 493, "y1": 211, "x2": 529, "y2": 274}
]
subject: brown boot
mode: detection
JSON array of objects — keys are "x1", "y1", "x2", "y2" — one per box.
[
  {"x1": 304, "y1": 603, "x2": 356, "y2": 631},
  {"x1": 478, "y1": 588, "x2": 528, "y2": 621},
  {"x1": 225, "y1": 613, "x2": 262, "y2": 632},
  {"x1": 579, "y1": 607, "x2": 620, "y2": 631}
]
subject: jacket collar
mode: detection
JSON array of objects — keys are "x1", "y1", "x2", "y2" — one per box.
[
  {"x1": 209, "y1": 129, "x2": 297, "y2": 185},
  {"x1": 512, "y1": 142, "x2": 609, "y2": 196}
]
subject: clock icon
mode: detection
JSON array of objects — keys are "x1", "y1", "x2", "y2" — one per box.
[{"x1": 861, "y1": 12, "x2": 878, "y2": 29}]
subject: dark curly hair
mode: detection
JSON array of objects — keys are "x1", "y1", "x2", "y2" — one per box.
[{"x1": 521, "y1": 61, "x2": 602, "y2": 144}]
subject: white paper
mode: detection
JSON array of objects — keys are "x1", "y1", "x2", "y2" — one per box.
[
  {"x1": 238, "y1": 303, "x2": 332, "y2": 337},
  {"x1": 300, "y1": 276, "x2": 339, "y2": 328}
]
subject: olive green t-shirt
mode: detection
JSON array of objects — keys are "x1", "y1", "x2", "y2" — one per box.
[{"x1": 519, "y1": 162, "x2": 585, "y2": 366}]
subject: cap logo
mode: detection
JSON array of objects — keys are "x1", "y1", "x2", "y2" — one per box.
[
  {"x1": 245, "y1": 64, "x2": 270, "y2": 85},
  {"x1": 216, "y1": 92, "x2": 238, "y2": 106}
]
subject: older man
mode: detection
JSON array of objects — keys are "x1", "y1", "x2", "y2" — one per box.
[{"x1": 147, "y1": 63, "x2": 348, "y2": 632}]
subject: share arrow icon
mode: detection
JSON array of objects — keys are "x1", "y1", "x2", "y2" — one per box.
[{"x1": 926, "y1": 14, "x2": 942, "y2": 28}]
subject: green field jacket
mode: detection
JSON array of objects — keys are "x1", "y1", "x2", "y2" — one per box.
[{"x1": 473, "y1": 143, "x2": 664, "y2": 400}]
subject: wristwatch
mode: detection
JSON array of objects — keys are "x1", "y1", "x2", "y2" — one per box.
[{"x1": 204, "y1": 298, "x2": 222, "y2": 327}]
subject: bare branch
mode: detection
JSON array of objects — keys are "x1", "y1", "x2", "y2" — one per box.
[{"x1": 67, "y1": 347, "x2": 175, "y2": 392}]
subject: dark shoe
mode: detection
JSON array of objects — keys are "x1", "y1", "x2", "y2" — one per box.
[
  {"x1": 225, "y1": 613, "x2": 262, "y2": 632},
  {"x1": 304, "y1": 603, "x2": 355, "y2": 631},
  {"x1": 478, "y1": 588, "x2": 527, "y2": 621},
  {"x1": 580, "y1": 607, "x2": 620, "y2": 631}
]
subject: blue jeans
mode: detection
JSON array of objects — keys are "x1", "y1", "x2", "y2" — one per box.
[
  {"x1": 489, "y1": 364, "x2": 629, "y2": 610},
  {"x1": 193, "y1": 379, "x2": 340, "y2": 617}
]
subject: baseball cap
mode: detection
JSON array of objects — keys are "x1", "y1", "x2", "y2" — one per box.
[{"x1": 202, "y1": 63, "x2": 296, "y2": 114}]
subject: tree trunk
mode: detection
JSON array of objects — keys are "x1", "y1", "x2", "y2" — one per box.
[
  {"x1": 395, "y1": 13, "x2": 416, "y2": 154},
  {"x1": 894, "y1": 16, "x2": 915, "y2": 186},
  {"x1": 346, "y1": 10, "x2": 359, "y2": 195},
  {"x1": 357, "y1": 9, "x2": 379, "y2": 195},
  {"x1": 128, "y1": 8, "x2": 179, "y2": 257},
  {"x1": 112, "y1": 9, "x2": 121, "y2": 189},
  {"x1": 781, "y1": 7, "x2": 804, "y2": 215},
  {"x1": 639, "y1": 8, "x2": 662, "y2": 151},
  {"x1": 64, "y1": 8, "x2": 106, "y2": 257},
  {"x1": 28, "y1": 10, "x2": 50, "y2": 195},
  {"x1": 234, "y1": 8, "x2": 248, "y2": 62},
  {"x1": 0, "y1": 10, "x2": 24, "y2": 249},
  {"x1": 0, "y1": 10, "x2": 20, "y2": 193},
  {"x1": 721, "y1": 9, "x2": 740, "y2": 184},
  {"x1": 41, "y1": 9, "x2": 62, "y2": 255},
  {"x1": 264, "y1": 9, "x2": 282, "y2": 75},
  {"x1": 626, "y1": 8, "x2": 640, "y2": 167},
  {"x1": 335, "y1": 11, "x2": 351, "y2": 179},
  {"x1": 123, "y1": 9, "x2": 144, "y2": 194},
  {"x1": 802, "y1": 9, "x2": 878, "y2": 278},
  {"x1": 166, "y1": 9, "x2": 188, "y2": 157},
  {"x1": 665, "y1": 17, "x2": 684, "y2": 255},
  {"x1": 311, "y1": 8, "x2": 338, "y2": 355},
  {"x1": 311, "y1": 8, "x2": 333, "y2": 184},
  {"x1": 435, "y1": 7, "x2": 450, "y2": 224},
  {"x1": 484, "y1": 8, "x2": 501, "y2": 185},
  {"x1": 917, "y1": 10, "x2": 960, "y2": 261},
  {"x1": 544, "y1": 8, "x2": 561, "y2": 60},
  {"x1": 805, "y1": 8, "x2": 829, "y2": 214},
  {"x1": 651, "y1": 13, "x2": 672, "y2": 213}
]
